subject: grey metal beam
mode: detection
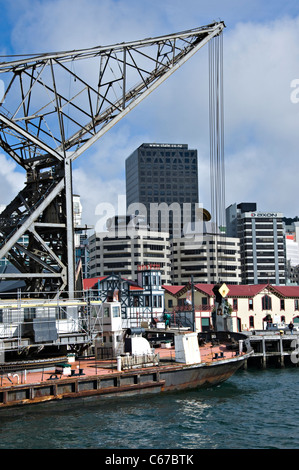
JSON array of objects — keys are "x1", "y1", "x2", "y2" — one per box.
[
  {"x1": 0, "y1": 114, "x2": 63, "y2": 162},
  {"x1": 0, "y1": 273, "x2": 62, "y2": 278},
  {"x1": 0, "y1": 178, "x2": 65, "y2": 260},
  {"x1": 0, "y1": 23, "x2": 224, "y2": 72},
  {"x1": 64, "y1": 158, "x2": 75, "y2": 297}
]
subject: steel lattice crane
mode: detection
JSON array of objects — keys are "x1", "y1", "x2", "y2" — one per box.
[{"x1": 0, "y1": 21, "x2": 225, "y2": 298}]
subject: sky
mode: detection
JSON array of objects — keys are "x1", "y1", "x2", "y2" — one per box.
[{"x1": 0, "y1": 0, "x2": 299, "y2": 228}]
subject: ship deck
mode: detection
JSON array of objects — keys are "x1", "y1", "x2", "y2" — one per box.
[{"x1": 0, "y1": 341, "x2": 241, "y2": 388}]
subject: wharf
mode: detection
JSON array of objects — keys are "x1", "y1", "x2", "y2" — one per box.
[{"x1": 243, "y1": 331, "x2": 299, "y2": 368}]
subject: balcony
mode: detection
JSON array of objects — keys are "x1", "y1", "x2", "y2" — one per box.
[{"x1": 172, "y1": 304, "x2": 213, "y2": 313}]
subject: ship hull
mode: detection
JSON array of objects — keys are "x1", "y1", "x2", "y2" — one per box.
[{"x1": 0, "y1": 353, "x2": 250, "y2": 410}]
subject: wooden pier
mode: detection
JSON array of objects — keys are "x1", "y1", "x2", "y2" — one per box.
[{"x1": 242, "y1": 331, "x2": 299, "y2": 368}]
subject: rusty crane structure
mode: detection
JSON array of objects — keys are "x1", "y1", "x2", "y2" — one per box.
[{"x1": 0, "y1": 21, "x2": 225, "y2": 299}]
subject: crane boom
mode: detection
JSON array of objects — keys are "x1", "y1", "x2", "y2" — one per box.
[{"x1": 0, "y1": 21, "x2": 225, "y2": 297}]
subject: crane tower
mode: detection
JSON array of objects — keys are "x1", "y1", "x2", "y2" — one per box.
[{"x1": 0, "y1": 21, "x2": 225, "y2": 298}]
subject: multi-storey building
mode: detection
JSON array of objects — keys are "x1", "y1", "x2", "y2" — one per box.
[
  {"x1": 125, "y1": 143, "x2": 199, "y2": 237},
  {"x1": 170, "y1": 232, "x2": 241, "y2": 285},
  {"x1": 226, "y1": 203, "x2": 286, "y2": 285},
  {"x1": 88, "y1": 216, "x2": 171, "y2": 284},
  {"x1": 284, "y1": 220, "x2": 299, "y2": 284}
]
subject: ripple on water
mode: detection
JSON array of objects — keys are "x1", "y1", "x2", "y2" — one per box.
[{"x1": 0, "y1": 368, "x2": 298, "y2": 449}]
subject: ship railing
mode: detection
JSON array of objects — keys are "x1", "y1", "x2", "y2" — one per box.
[{"x1": 171, "y1": 310, "x2": 193, "y2": 329}]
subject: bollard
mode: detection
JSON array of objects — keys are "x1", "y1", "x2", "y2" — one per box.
[{"x1": 13, "y1": 374, "x2": 20, "y2": 384}]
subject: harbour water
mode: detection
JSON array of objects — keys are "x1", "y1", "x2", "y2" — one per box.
[{"x1": 0, "y1": 367, "x2": 298, "y2": 450}]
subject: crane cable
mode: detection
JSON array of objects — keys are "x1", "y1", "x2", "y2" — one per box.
[{"x1": 209, "y1": 32, "x2": 225, "y2": 282}]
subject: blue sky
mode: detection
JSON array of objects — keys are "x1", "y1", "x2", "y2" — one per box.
[{"x1": 0, "y1": 0, "x2": 299, "y2": 226}]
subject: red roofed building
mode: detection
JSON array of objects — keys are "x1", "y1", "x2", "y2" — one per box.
[
  {"x1": 163, "y1": 282, "x2": 299, "y2": 332},
  {"x1": 84, "y1": 267, "x2": 165, "y2": 329},
  {"x1": 83, "y1": 276, "x2": 107, "y2": 291}
]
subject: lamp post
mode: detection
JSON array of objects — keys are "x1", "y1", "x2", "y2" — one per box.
[{"x1": 191, "y1": 275, "x2": 195, "y2": 332}]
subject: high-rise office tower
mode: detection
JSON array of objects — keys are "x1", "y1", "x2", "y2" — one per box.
[
  {"x1": 125, "y1": 143, "x2": 199, "y2": 237},
  {"x1": 226, "y1": 203, "x2": 286, "y2": 285}
]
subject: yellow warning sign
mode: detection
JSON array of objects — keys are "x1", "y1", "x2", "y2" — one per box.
[{"x1": 219, "y1": 283, "x2": 229, "y2": 298}]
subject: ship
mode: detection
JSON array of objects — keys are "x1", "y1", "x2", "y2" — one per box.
[{"x1": 0, "y1": 321, "x2": 252, "y2": 410}]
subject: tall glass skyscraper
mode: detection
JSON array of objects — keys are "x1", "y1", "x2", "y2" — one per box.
[{"x1": 125, "y1": 143, "x2": 199, "y2": 237}]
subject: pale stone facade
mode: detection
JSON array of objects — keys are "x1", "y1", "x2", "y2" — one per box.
[{"x1": 163, "y1": 283, "x2": 299, "y2": 333}]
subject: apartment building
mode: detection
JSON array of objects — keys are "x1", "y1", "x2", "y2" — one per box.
[
  {"x1": 170, "y1": 231, "x2": 241, "y2": 285},
  {"x1": 88, "y1": 216, "x2": 171, "y2": 284},
  {"x1": 226, "y1": 203, "x2": 286, "y2": 285}
]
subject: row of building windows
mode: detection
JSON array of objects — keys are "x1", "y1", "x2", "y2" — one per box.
[
  {"x1": 179, "y1": 273, "x2": 238, "y2": 279},
  {"x1": 0, "y1": 307, "x2": 67, "y2": 322},
  {"x1": 166, "y1": 297, "x2": 299, "y2": 312}
]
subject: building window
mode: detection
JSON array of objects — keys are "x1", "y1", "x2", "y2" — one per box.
[
  {"x1": 112, "y1": 306, "x2": 120, "y2": 318},
  {"x1": 248, "y1": 299, "x2": 254, "y2": 311},
  {"x1": 201, "y1": 317, "x2": 210, "y2": 332},
  {"x1": 55, "y1": 307, "x2": 67, "y2": 320},
  {"x1": 295, "y1": 299, "x2": 299, "y2": 311},
  {"x1": 249, "y1": 316, "x2": 254, "y2": 328},
  {"x1": 263, "y1": 314, "x2": 272, "y2": 325},
  {"x1": 262, "y1": 295, "x2": 272, "y2": 311},
  {"x1": 233, "y1": 299, "x2": 238, "y2": 311},
  {"x1": 104, "y1": 307, "x2": 110, "y2": 318},
  {"x1": 24, "y1": 308, "x2": 36, "y2": 320},
  {"x1": 168, "y1": 299, "x2": 173, "y2": 309},
  {"x1": 280, "y1": 299, "x2": 285, "y2": 311}
]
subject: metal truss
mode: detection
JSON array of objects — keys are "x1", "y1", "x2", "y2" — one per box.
[{"x1": 0, "y1": 21, "x2": 225, "y2": 297}]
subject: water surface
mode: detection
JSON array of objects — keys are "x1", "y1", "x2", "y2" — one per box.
[{"x1": 0, "y1": 368, "x2": 298, "y2": 449}]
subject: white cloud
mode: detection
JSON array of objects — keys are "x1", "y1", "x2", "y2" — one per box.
[
  {"x1": 73, "y1": 165, "x2": 124, "y2": 229},
  {"x1": 0, "y1": 153, "x2": 25, "y2": 206},
  {"x1": 72, "y1": 125, "x2": 151, "y2": 225},
  {"x1": 9, "y1": 0, "x2": 166, "y2": 52},
  {"x1": 131, "y1": 15, "x2": 299, "y2": 218},
  {"x1": 223, "y1": 17, "x2": 299, "y2": 216}
]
